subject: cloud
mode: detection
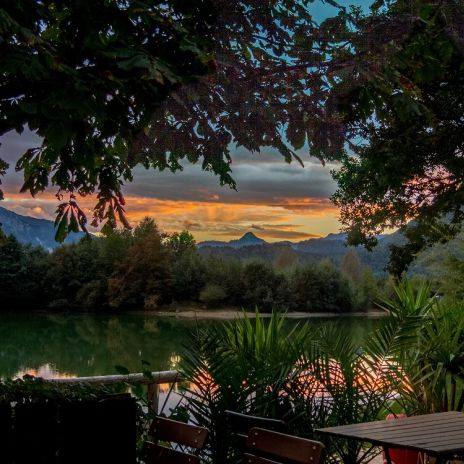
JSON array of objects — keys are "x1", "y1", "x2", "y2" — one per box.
[
  {"x1": 256, "y1": 229, "x2": 319, "y2": 240},
  {"x1": 1, "y1": 130, "x2": 342, "y2": 242},
  {"x1": 183, "y1": 220, "x2": 202, "y2": 229}
]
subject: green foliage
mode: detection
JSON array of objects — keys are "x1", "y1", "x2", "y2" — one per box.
[
  {"x1": 171, "y1": 248, "x2": 206, "y2": 302},
  {"x1": 0, "y1": 234, "x2": 48, "y2": 308},
  {"x1": 0, "y1": 0, "x2": 216, "y2": 236},
  {"x1": 199, "y1": 284, "x2": 227, "y2": 307},
  {"x1": 201, "y1": 255, "x2": 245, "y2": 306},
  {"x1": 332, "y1": 1, "x2": 464, "y2": 268},
  {"x1": 412, "y1": 231, "x2": 464, "y2": 301},
  {"x1": 179, "y1": 310, "x2": 396, "y2": 464},
  {"x1": 367, "y1": 280, "x2": 464, "y2": 414},
  {"x1": 44, "y1": 237, "x2": 102, "y2": 309},
  {"x1": 0, "y1": 375, "x2": 125, "y2": 403},
  {"x1": 180, "y1": 311, "x2": 310, "y2": 463},
  {"x1": 291, "y1": 261, "x2": 354, "y2": 313},
  {"x1": 0, "y1": 219, "x2": 382, "y2": 312},
  {"x1": 387, "y1": 298, "x2": 464, "y2": 415},
  {"x1": 273, "y1": 246, "x2": 299, "y2": 271},
  {"x1": 108, "y1": 219, "x2": 173, "y2": 309},
  {"x1": 307, "y1": 325, "x2": 395, "y2": 464},
  {"x1": 241, "y1": 261, "x2": 289, "y2": 312}
]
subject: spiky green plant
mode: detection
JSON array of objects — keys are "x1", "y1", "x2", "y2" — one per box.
[
  {"x1": 177, "y1": 285, "x2": 464, "y2": 464},
  {"x1": 395, "y1": 300, "x2": 464, "y2": 414},
  {"x1": 180, "y1": 311, "x2": 311, "y2": 463},
  {"x1": 298, "y1": 324, "x2": 397, "y2": 464}
]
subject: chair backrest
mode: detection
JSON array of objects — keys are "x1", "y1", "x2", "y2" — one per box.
[
  {"x1": 244, "y1": 427, "x2": 325, "y2": 464},
  {"x1": 145, "y1": 416, "x2": 209, "y2": 464},
  {"x1": 225, "y1": 410, "x2": 288, "y2": 463},
  {"x1": 225, "y1": 410, "x2": 287, "y2": 438}
]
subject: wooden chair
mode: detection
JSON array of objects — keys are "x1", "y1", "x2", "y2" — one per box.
[
  {"x1": 244, "y1": 427, "x2": 325, "y2": 464},
  {"x1": 144, "y1": 416, "x2": 209, "y2": 464},
  {"x1": 225, "y1": 410, "x2": 287, "y2": 463}
]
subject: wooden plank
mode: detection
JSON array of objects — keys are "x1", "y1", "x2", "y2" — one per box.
[
  {"x1": 50, "y1": 369, "x2": 185, "y2": 385},
  {"x1": 317, "y1": 412, "x2": 464, "y2": 435},
  {"x1": 149, "y1": 416, "x2": 209, "y2": 450},
  {"x1": 367, "y1": 427, "x2": 464, "y2": 443},
  {"x1": 369, "y1": 424, "x2": 464, "y2": 440},
  {"x1": 316, "y1": 412, "x2": 464, "y2": 457},
  {"x1": 246, "y1": 427, "x2": 325, "y2": 464}
]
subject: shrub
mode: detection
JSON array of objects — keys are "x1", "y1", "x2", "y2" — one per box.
[{"x1": 199, "y1": 284, "x2": 227, "y2": 306}]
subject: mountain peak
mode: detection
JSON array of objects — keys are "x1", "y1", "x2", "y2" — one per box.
[
  {"x1": 0, "y1": 206, "x2": 85, "y2": 250},
  {"x1": 240, "y1": 232, "x2": 261, "y2": 241},
  {"x1": 197, "y1": 231, "x2": 267, "y2": 248}
]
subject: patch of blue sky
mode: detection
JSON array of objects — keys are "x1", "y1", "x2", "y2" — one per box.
[{"x1": 310, "y1": 0, "x2": 372, "y2": 23}]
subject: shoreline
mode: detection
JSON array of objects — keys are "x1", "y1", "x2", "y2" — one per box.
[{"x1": 136, "y1": 308, "x2": 387, "y2": 319}]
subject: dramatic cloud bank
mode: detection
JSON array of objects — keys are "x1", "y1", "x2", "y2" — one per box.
[{"x1": 0, "y1": 129, "x2": 341, "y2": 241}]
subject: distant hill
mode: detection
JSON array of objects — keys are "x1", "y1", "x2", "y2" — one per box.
[
  {"x1": 0, "y1": 206, "x2": 85, "y2": 250},
  {"x1": 198, "y1": 230, "x2": 404, "y2": 274},
  {"x1": 198, "y1": 231, "x2": 266, "y2": 248}
]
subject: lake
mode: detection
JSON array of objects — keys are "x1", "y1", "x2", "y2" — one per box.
[{"x1": 0, "y1": 312, "x2": 379, "y2": 380}]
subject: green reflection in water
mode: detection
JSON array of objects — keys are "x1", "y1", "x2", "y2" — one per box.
[{"x1": 0, "y1": 312, "x2": 379, "y2": 379}]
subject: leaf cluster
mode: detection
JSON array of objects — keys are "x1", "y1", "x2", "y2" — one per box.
[
  {"x1": 331, "y1": 1, "x2": 464, "y2": 269},
  {"x1": 0, "y1": 0, "x2": 216, "y2": 235}
]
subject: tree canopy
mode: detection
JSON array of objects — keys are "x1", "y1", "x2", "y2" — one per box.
[
  {"x1": 331, "y1": 0, "x2": 464, "y2": 271},
  {"x1": 1, "y1": 0, "x2": 464, "y2": 268},
  {"x1": 0, "y1": 0, "x2": 216, "y2": 238}
]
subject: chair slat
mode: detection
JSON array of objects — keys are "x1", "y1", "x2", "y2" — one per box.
[
  {"x1": 225, "y1": 410, "x2": 287, "y2": 435},
  {"x1": 244, "y1": 452, "x2": 282, "y2": 464},
  {"x1": 145, "y1": 442, "x2": 200, "y2": 464},
  {"x1": 246, "y1": 427, "x2": 325, "y2": 464},
  {"x1": 149, "y1": 417, "x2": 209, "y2": 450},
  {"x1": 225, "y1": 410, "x2": 288, "y2": 457}
]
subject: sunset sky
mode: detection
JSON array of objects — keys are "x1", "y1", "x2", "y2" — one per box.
[
  {"x1": 0, "y1": 1, "x2": 369, "y2": 243},
  {"x1": 0, "y1": 130, "x2": 340, "y2": 242}
]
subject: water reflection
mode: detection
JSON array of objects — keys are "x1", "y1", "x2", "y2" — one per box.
[
  {"x1": 0, "y1": 312, "x2": 378, "y2": 380},
  {"x1": 0, "y1": 312, "x2": 216, "y2": 380},
  {"x1": 14, "y1": 363, "x2": 76, "y2": 380}
]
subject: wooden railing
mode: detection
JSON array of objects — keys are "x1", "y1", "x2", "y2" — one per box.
[{"x1": 49, "y1": 370, "x2": 185, "y2": 414}]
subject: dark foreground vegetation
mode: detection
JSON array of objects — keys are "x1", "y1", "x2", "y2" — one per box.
[
  {"x1": 177, "y1": 290, "x2": 464, "y2": 463},
  {"x1": 2, "y1": 285, "x2": 462, "y2": 463},
  {"x1": 0, "y1": 218, "x2": 380, "y2": 313}
]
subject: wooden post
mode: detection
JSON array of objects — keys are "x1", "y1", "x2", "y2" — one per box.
[{"x1": 147, "y1": 382, "x2": 159, "y2": 415}]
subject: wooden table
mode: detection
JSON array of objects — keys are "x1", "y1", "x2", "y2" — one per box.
[{"x1": 316, "y1": 411, "x2": 464, "y2": 464}]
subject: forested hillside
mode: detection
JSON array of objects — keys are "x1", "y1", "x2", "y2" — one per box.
[{"x1": 0, "y1": 218, "x2": 381, "y2": 313}]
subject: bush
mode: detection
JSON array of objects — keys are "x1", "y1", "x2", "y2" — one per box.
[
  {"x1": 199, "y1": 284, "x2": 227, "y2": 306},
  {"x1": 291, "y1": 261, "x2": 354, "y2": 312}
]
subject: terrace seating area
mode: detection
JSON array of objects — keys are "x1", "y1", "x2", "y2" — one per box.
[
  {"x1": 143, "y1": 413, "x2": 325, "y2": 464},
  {"x1": 2, "y1": 371, "x2": 464, "y2": 464}
]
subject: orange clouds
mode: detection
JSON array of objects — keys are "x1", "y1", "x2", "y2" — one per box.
[{"x1": 2, "y1": 191, "x2": 340, "y2": 242}]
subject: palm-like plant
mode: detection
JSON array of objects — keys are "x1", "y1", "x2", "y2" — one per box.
[
  {"x1": 178, "y1": 283, "x2": 464, "y2": 464},
  {"x1": 180, "y1": 311, "x2": 310, "y2": 464},
  {"x1": 396, "y1": 301, "x2": 464, "y2": 414},
  {"x1": 297, "y1": 324, "x2": 396, "y2": 464},
  {"x1": 364, "y1": 280, "x2": 464, "y2": 415}
]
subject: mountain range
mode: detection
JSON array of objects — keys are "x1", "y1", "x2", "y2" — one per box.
[
  {"x1": 0, "y1": 206, "x2": 84, "y2": 251},
  {"x1": 0, "y1": 205, "x2": 402, "y2": 273},
  {"x1": 198, "y1": 231, "x2": 404, "y2": 274}
]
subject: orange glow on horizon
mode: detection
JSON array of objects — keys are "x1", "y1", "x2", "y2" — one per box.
[{"x1": 2, "y1": 191, "x2": 341, "y2": 241}]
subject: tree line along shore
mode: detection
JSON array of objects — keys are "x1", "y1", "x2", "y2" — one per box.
[{"x1": 2, "y1": 217, "x2": 461, "y2": 314}]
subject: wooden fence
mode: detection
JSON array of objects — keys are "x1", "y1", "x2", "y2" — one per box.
[{"x1": 49, "y1": 369, "x2": 185, "y2": 414}]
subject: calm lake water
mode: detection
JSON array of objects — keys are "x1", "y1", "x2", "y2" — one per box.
[{"x1": 0, "y1": 312, "x2": 379, "y2": 380}]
